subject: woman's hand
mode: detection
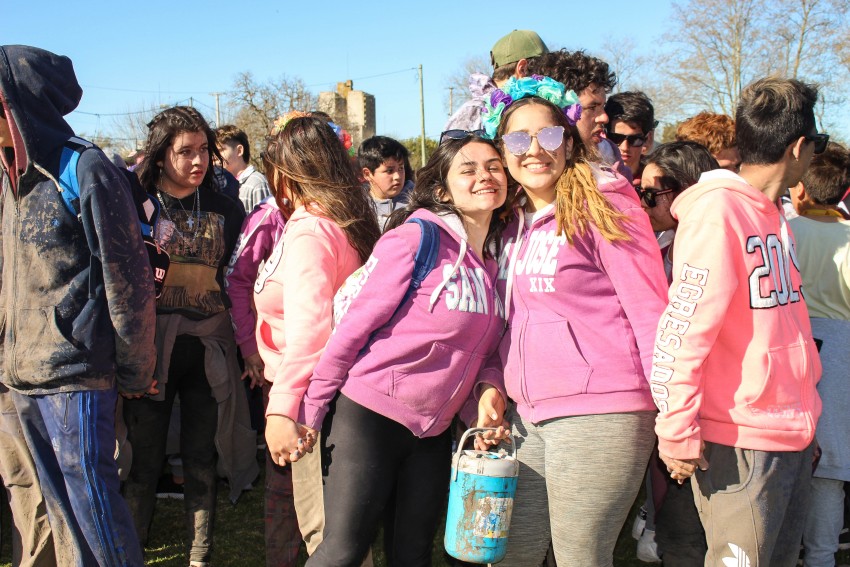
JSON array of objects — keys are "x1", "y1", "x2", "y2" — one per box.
[
  {"x1": 659, "y1": 442, "x2": 709, "y2": 484},
  {"x1": 266, "y1": 414, "x2": 317, "y2": 466},
  {"x1": 471, "y1": 385, "x2": 511, "y2": 451},
  {"x1": 241, "y1": 353, "x2": 265, "y2": 389}
]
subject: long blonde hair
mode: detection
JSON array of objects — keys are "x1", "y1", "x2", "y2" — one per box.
[{"x1": 498, "y1": 97, "x2": 629, "y2": 244}]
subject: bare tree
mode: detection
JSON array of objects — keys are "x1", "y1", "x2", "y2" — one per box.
[
  {"x1": 443, "y1": 55, "x2": 491, "y2": 116},
  {"x1": 599, "y1": 38, "x2": 648, "y2": 93},
  {"x1": 659, "y1": 0, "x2": 850, "y2": 133},
  {"x1": 666, "y1": 0, "x2": 770, "y2": 116},
  {"x1": 225, "y1": 71, "x2": 317, "y2": 168}
]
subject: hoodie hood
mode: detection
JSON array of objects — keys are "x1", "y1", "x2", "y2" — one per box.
[
  {"x1": 407, "y1": 209, "x2": 473, "y2": 312},
  {"x1": 671, "y1": 169, "x2": 779, "y2": 222},
  {"x1": 0, "y1": 45, "x2": 81, "y2": 187}
]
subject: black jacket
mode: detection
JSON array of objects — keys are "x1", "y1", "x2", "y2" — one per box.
[{"x1": 0, "y1": 45, "x2": 156, "y2": 394}]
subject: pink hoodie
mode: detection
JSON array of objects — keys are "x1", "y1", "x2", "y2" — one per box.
[
  {"x1": 255, "y1": 205, "x2": 361, "y2": 420},
  {"x1": 300, "y1": 209, "x2": 506, "y2": 437},
  {"x1": 225, "y1": 198, "x2": 285, "y2": 358},
  {"x1": 498, "y1": 169, "x2": 668, "y2": 424},
  {"x1": 652, "y1": 170, "x2": 822, "y2": 460}
]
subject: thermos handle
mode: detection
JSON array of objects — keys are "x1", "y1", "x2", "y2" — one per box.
[{"x1": 455, "y1": 427, "x2": 517, "y2": 461}]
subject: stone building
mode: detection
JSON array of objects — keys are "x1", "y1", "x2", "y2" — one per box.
[{"x1": 317, "y1": 80, "x2": 375, "y2": 149}]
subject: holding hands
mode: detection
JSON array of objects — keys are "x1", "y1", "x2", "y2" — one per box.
[
  {"x1": 266, "y1": 414, "x2": 317, "y2": 466},
  {"x1": 659, "y1": 441, "x2": 709, "y2": 484}
]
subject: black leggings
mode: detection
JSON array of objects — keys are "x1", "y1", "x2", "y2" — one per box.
[{"x1": 306, "y1": 394, "x2": 451, "y2": 567}]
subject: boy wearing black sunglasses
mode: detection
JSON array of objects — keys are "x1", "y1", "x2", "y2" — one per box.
[
  {"x1": 605, "y1": 91, "x2": 657, "y2": 185},
  {"x1": 652, "y1": 77, "x2": 826, "y2": 567}
]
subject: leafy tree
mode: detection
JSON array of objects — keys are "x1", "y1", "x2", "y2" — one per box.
[{"x1": 399, "y1": 137, "x2": 438, "y2": 174}]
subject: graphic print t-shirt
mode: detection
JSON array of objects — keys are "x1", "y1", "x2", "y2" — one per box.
[{"x1": 154, "y1": 187, "x2": 244, "y2": 319}]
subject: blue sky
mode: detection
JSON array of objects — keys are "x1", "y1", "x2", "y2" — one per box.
[{"x1": 7, "y1": 1, "x2": 673, "y2": 146}]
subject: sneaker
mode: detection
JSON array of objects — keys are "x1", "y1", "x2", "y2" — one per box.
[
  {"x1": 636, "y1": 528, "x2": 662, "y2": 563},
  {"x1": 839, "y1": 527, "x2": 850, "y2": 550},
  {"x1": 155, "y1": 475, "x2": 184, "y2": 500},
  {"x1": 632, "y1": 506, "x2": 648, "y2": 540}
]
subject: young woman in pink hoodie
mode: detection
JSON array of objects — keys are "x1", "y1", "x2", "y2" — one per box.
[
  {"x1": 254, "y1": 114, "x2": 381, "y2": 559},
  {"x1": 296, "y1": 133, "x2": 513, "y2": 566},
  {"x1": 483, "y1": 76, "x2": 669, "y2": 566}
]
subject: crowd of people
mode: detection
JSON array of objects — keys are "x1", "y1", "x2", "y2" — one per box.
[{"x1": 0, "y1": 29, "x2": 848, "y2": 567}]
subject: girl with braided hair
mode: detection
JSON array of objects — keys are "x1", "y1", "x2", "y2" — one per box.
[{"x1": 123, "y1": 106, "x2": 254, "y2": 567}]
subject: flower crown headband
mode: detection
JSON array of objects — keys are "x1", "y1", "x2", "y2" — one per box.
[
  {"x1": 270, "y1": 111, "x2": 356, "y2": 156},
  {"x1": 481, "y1": 75, "x2": 582, "y2": 139}
]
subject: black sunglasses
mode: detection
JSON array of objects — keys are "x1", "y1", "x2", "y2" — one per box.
[
  {"x1": 606, "y1": 131, "x2": 648, "y2": 147},
  {"x1": 439, "y1": 129, "x2": 486, "y2": 144},
  {"x1": 638, "y1": 186, "x2": 675, "y2": 208},
  {"x1": 804, "y1": 133, "x2": 829, "y2": 154}
]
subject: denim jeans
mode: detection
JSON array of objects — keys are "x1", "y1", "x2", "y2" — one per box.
[
  {"x1": 123, "y1": 335, "x2": 218, "y2": 564},
  {"x1": 10, "y1": 387, "x2": 143, "y2": 566},
  {"x1": 803, "y1": 477, "x2": 845, "y2": 567}
]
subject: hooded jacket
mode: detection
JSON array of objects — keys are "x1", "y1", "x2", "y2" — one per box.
[
  {"x1": 225, "y1": 197, "x2": 285, "y2": 358},
  {"x1": 255, "y1": 205, "x2": 363, "y2": 421},
  {"x1": 498, "y1": 168, "x2": 668, "y2": 424},
  {"x1": 0, "y1": 45, "x2": 156, "y2": 394},
  {"x1": 300, "y1": 209, "x2": 506, "y2": 437},
  {"x1": 652, "y1": 169, "x2": 822, "y2": 459}
]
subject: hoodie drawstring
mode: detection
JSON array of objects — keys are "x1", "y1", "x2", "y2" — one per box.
[
  {"x1": 503, "y1": 208, "x2": 526, "y2": 326},
  {"x1": 429, "y1": 238, "x2": 468, "y2": 312}
]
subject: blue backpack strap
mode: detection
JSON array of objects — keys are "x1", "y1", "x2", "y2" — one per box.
[
  {"x1": 401, "y1": 218, "x2": 440, "y2": 304},
  {"x1": 57, "y1": 136, "x2": 94, "y2": 218}
]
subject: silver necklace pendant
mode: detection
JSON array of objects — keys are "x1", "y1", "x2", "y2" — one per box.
[{"x1": 187, "y1": 217, "x2": 194, "y2": 229}]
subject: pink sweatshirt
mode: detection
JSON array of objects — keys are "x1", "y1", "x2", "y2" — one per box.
[
  {"x1": 498, "y1": 169, "x2": 668, "y2": 424},
  {"x1": 300, "y1": 210, "x2": 506, "y2": 437},
  {"x1": 254, "y1": 205, "x2": 362, "y2": 420},
  {"x1": 652, "y1": 170, "x2": 822, "y2": 460},
  {"x1": 224, "y1": 198, "x2": 285, "y2": 358}
]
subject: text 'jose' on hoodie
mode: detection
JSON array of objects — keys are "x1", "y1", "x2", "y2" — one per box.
[
  {"x1": 496, "y1": 168, "x2": 669, "y2": 425},
  {"x1": 652, "y1": 169, "x2": 822, "y2": 460},
  {"x1": 0, "y1": 45, "x2": 156, "y2": 395},
  {"x1": 300, "y1": 209, "x2": 507, "y2": 438}
]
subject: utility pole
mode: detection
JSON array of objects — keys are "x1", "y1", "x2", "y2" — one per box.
[
  {"x1": 189, "y1": 96, "x2": 194, "y2": 108},
  {"x1": 211, "y1": 92, "x2": 222, "y2": 125},
  {"x1": 448, "y1": 87, "x2": 454, "y2": 116},
  {"x1": 419, "y1": 64, "x2": 427, "y2": 167}
]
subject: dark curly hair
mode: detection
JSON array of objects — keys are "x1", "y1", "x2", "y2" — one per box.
[
  {"x1": 137, "y1": 106, "x2": 222, "y2": 193},
  {"x1": 527, "y1": 49, "x2": 617, "y2": 95}
]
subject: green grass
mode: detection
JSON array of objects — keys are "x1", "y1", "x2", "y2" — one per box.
[{"x1": 2, "y1": 458, "x2": 849, "y2": 566}]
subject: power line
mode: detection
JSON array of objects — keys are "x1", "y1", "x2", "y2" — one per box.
[
  {"x1": 306, "y1": 67, "x2": 417, "y2": 88},
  {"x1": 72, "y1": 98, "x2": 192, "y2": 117},
  {"x1": 81, "y1": 84, "x2": 220, "y2": 95}
]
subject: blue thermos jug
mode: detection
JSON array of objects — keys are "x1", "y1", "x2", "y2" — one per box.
[{"x1": 444, "y1": 427, "x2": 518, "y2": 564}]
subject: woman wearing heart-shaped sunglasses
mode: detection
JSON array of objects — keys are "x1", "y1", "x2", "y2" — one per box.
[{"x1": 482, "y1": 76, "x2": 669, "y2": 567}]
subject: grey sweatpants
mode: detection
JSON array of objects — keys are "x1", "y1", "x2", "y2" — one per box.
[
  {"x1": 499, "y1": 409, "x2": 656, "y2": 567},
  {"x1": 693, "y1": 440, "x2": 815, "y2": 567}
]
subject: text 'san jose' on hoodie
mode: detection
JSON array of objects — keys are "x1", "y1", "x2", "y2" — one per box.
[{"x1": 301, "y1": 209, "x2": 506, "y2": 437}]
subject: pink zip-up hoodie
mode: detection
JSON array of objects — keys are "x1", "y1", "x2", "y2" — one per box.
[
  {"x1": 255, "y1": 205, "x2": 362, "y2": 420},
  {"x1": 225, "y1": 197, "x2": 285, "y2": 359},
  {"x1": 652, "y1": 170, "x2": 822, "y2": 460},
  {"x1": 498, "y1": 168, "x2": 668, "y2": 424},
  {"x1": 300, "y1": 209, "x2": 506, "y2": 437}
]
